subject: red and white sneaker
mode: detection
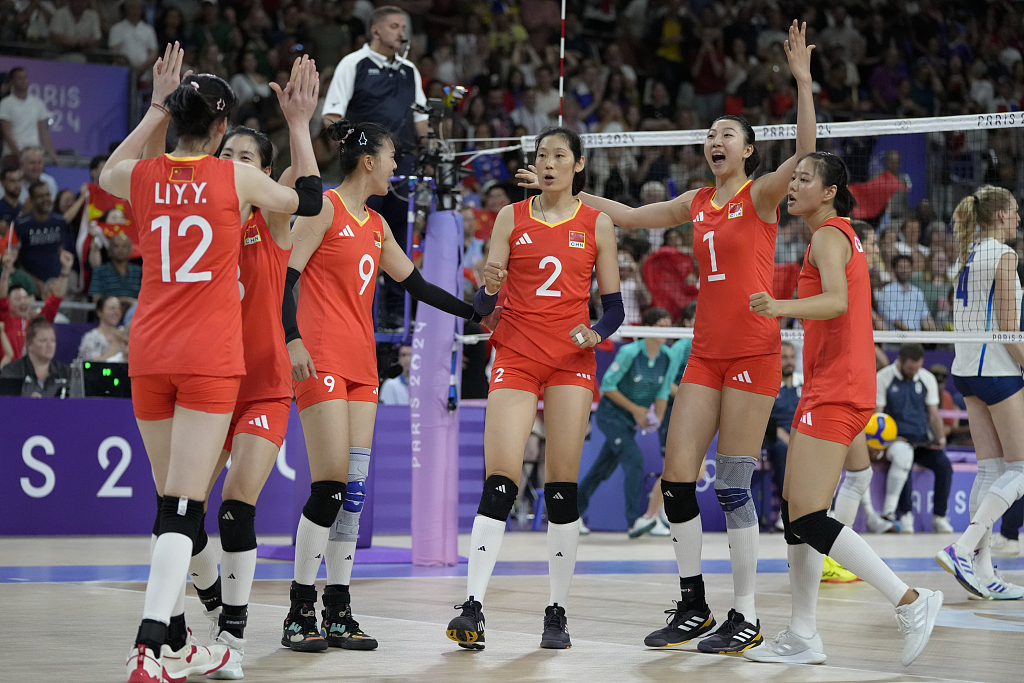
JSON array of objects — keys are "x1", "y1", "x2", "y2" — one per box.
[
  {"x1": 161, "y1": 631, "x2": 230, "y2": 680},
  {"x1": 126, "y1": 644, "x2": 166, "y2": 683}
]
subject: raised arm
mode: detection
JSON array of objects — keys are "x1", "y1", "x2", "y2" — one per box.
[
  {"x1": 751, "y1": 21, "x2": 816, "y2": 215},
  {"x1": 100, "y1": 43, "x2": 187, "y2": 199}
]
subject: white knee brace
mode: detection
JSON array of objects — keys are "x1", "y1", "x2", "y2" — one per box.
[{"x1": 988, "y1": 461, "x2": 1024, "y2": 508}]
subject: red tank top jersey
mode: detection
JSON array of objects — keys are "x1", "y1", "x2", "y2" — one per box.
[
  {"x1": 490, "y1": 198, "x2": 600, "y2": 371},
  {"x1": 797, "y1": 217, "x2": 876, "y2": 409},
  {"x1": 238, "y1": 209, "x2": 292, "y2": 401},
  {"x1": 128, "y1": 155, "x2": 243, "y2": 377},
  {"x1": 296, "y1": 191, "x2": 382, "y2": 385},
  {"x1": 690, "y1": 180, "x2": 780, "y2": 358}
]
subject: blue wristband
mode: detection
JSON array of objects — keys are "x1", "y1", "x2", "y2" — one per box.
[
  {"x1": 473, "y1": 286, "x2": 499, "y2": 316},
  {"x1": 591, "y1": 292, "x2": 624, "y2": 342}
]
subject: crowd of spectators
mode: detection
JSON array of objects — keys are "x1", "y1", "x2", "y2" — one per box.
[{"x1": 2, "y1": 0, "x2": 1024, "y2": 386}]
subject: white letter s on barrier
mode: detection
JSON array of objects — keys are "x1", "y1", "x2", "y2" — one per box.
[{"x1": 21, "y1": 436, "x2": 56, "y2": 498}]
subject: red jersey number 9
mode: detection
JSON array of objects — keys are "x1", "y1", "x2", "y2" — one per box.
[
  {"x1": 358, "y1": 254, "x2": 375, "y2": 296},
  {"x1": 150, "y1": 215, "x2": 213, "y2": 283},
  {"x1": 536, "y1": 256, "x2": 562, "y2": 297}
]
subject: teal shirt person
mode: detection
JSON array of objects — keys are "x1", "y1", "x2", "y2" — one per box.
[{"x1": 597, "y1": 339, "x2": 677, "y2": 427}]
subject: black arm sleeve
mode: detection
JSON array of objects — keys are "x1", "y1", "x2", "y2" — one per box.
[
  {"x1": 293, "y1": 176, "x2": 324, "y2": 217},
  {"x1": 282, "y1": 267, "x2": 301, "y2": 342},
  {"x1": 400, "y1": 268, "x2": 481, "y2": 322}
]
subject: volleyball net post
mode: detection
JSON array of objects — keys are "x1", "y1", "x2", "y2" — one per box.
[{"x1": 408, "y1": 209, "x2": 465, "y2": 566}]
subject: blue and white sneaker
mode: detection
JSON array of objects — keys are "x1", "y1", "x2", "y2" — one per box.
[
  {"x1": 935, "y1": 544, "x2": 986, "y2": 597},
  {"x1": 970, "y1": 571, "x2": 1024, "y2": 600}
]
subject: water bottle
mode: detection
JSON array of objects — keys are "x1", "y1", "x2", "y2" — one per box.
[{"x1": 69, "y1": 359, "x2": 85, "y2": 398}]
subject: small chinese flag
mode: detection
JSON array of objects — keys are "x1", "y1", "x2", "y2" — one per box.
[{"x1": 169, "y1": 166, "x2": 194, "y2": 183}]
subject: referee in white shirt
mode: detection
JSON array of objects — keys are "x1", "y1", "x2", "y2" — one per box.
[{"x1": 322, "y1": 6, "x2": 429, "y2": 329}]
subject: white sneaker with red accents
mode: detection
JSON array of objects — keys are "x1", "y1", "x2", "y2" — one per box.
[
  {"x1": 161, "y1": 632, "x2": 230, "y2": 679},
  {"x1": 125, "y1": 644, "x2": 166, "y2": 683}
]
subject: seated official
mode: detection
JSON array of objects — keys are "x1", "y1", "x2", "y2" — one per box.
[{"x1": 0, "y1": 317, "x2": 70, "y2": 397}]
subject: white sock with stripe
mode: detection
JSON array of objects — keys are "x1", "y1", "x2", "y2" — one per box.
[
  {"x1": 670, "y1": 517, "x2": 703, "y2": 577},
  {"x1": 221, "y1": 549, "x2": 258, "y2": 607},
  {"x1": 547, "y1": 520, "x2": 580, "y2": 606},
  {"x1": 466, "y1": 515, "x2": 506, "y2": 603},
  {"x1": 293, "y1": 514, "x2": 330, "y2": 585}
]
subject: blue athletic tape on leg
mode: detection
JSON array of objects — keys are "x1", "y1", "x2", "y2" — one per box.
[
  {"x1": 545, "y1": 482, "x2": 580, "y2": 524},
  {"x1": 715, "y1": 454, "x2": 757, "y2": 529},
  {"x1": 302, "y1": 480, "x2": 346, "y2": 527},
  {"x1": 158, "y1": 497, "x2": 205, "y2": 542},
  {"x1": 781, "y1": 499, "x2": 801, "y2": 546},
  {"x1": 219, "y1": 500, "x2": 257, "y2": 552},
  {"x1": 329, "y1": 448, "x2": 370, "y2": 543},
  {"x1": 661, "y1": 480, "x2": 699, "y2": 524},
  {"x1": 477, "y1": 474, "x2": 518, "y2": 521},
  {"x1": 790, "y1": 509, "x2": 844, "y2": 555},
  {"x1": 192, "y1": 512, "x2": 209, "y2": 556}
]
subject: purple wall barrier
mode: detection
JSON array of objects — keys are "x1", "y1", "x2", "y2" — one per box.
[
  {"x1": 0, "y1": 56, "x2": 129, "y2": 157},
  {"x1": 408, "y1": 211, "x2": 465, "y2": 566}
]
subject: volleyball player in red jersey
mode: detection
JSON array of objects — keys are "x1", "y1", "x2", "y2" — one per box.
[
  {"x1": 100, "y1": 44, "x2": 324, "y2": 683},
  {"x1": 517, "y1": 21, "x2": 813, "y2": 652},
  {"x1": 746, "y1": 152, "x2": 942, "y2": 667},
  {"x1": 280, "y1": 119, "x2": 483, "y2": 652},
  {"x1": 447, "y1": 126, "x2": 621, "y2": 651}
]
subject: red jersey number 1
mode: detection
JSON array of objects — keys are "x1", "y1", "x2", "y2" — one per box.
[
  {"x1": 151, "y1": 215, "x2": 213, "y2": 283},
  {"x1": 703, "y1": 231, "x2": 726, "y2": 282}
]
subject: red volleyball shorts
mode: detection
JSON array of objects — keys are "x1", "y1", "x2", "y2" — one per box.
[
  {"x1": 489, "y1": 344, "x2": 596, "y2": 398},
  {"x1": 294, "y1": 371, "x2": 379, "y2": 411},
  {"x1": 792, "y1": 402, "x2": 874, "y2": 446},
  {"x1": 132, "y1": 374, "x2": 241, "y2": 421},
  {"x1": 682, "y1": 353, "x2": 782, "y2": 397},
  {"x1": 223, "y1": 396, "x2": 292, "y2": 451}
]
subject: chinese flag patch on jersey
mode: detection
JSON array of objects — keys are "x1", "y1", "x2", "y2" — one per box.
[
  {"x1": 373, "y1": 230, "x2": 382, "y2": 248},
  {"x1": 728, "y1": 202, "x2": 743, "y2": 219},
  {"x1": 243, "y1": 223, "x2": 260, "y2": 245},
  {"x1": 169, "y1": 166, "x2": 195, "y2": 183},
  {"x1": 569, "y1": 231, "x2": 585, "y2": 248}
]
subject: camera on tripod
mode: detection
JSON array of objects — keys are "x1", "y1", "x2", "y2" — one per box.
[{"x1": 411, "y1": 85, "x2": 471, "y2": 211}]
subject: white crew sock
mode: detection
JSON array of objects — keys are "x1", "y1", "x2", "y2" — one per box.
[
  {"x1": 221, "y1": 549, "x2": 258, "y2": 607},
  {"x1": 189, "y1": 538, "x2": 220, "y2": 591},
  {"x1": 787, "y1": 543, "x2": 823, "y2": 639},
  {"x1": 835, "y1": 467, "x2": 873, "y2": 526},
  {"x1": 293, "y1": 514, "x2": 330, "y2": 585},
  {"x1": 548, "y1": 520, "x2": 580, "y2": 606},
  {"x1": 466, "y1": 515, "x2": 506, "y2": 603},
  {"x1": 956, "y1": 493, "x2": 1015, "y2": 557},
  {"x1": 326, "y1": 540, "x2": 357, "y2": 587},
  {"x1": 727, "y1": 525, "x2": 758, "y2": 623},
  {"x1": 670, "y1": 517, "x2": 703, "y2": 577},
  {"x1": 828, "y1": 526, "x2": 909, "y2": 606},
  {"x1": 967, "y1": 459, "x2": 1004, "y2": 580},
  {"x1": 883, "y1": 445, "x2": 913, "y2": 518},
  {"x1": 143, "y1": 533, "x2": 193, "y2": 624}
]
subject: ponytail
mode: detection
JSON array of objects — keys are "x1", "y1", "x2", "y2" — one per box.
[
  {"x1": 326, "y1": 118, "x2": 396, "y2": 176},
  {"x1": 952, "y1": 185, "x2": 1015, "y2": 271},
  {"x1": 165, "y1": 73, "x2": 236, "y2": 141},
  {"x1": 803, "y1": 151, "x2": 857, "y2": 217}
]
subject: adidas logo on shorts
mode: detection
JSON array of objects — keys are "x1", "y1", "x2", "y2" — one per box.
[
  {"x1": 732, "y1": 371, "x2": 752, "y2": 384},
  {"x1": 575, "y1": 372, "x2": 592, "y2": 380},
  {"x1": 800, "y1": 412, "x2": 813, "y2": 426},
  {"x1": 247, "y1": 415, "x2": 269, "y2": 429},
  {"x1": 515, "y1": 233, "x2": 534, "y2": 246},
  {"x1": 339, "y1": 225, "x2": 356, "y2": 237}
]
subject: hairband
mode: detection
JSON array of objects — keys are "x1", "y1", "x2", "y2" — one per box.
[
  {"x1": 340, "y1": 127, "x2": 356, "y2": 142},
  {"x1": 191, "y1": 81, "x2": 200, "y2": 92}
]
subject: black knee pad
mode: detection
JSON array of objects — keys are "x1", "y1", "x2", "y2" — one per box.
[
  {"x1": 158, "y1": 496, "x2": 206, "y2": 542},
  {"x1": 781, "y1": 500, "x2": 801, "y2": 546},
  {"x1": 790, "y1": 509, "x2": 844, "y2": 555},
  {"x1": 477, "y1": 474, "x2": 518, "y2": 522},
  {"x1": 302, "y1": 480, "x2": 346, "y2": 527},
  {"x1": 219, "y1": 500, "x2": 257, "y2": 552},
  {"x1": 661, "y1": 480, "x2": 700, "y2": 524},
  {"x1": 192, "y1": 512, "x2": 209, "y2": 556},
  {"x1": 151, "y1": 494, "x2": 162, "y2": 536},
  {"x1": 545, "y1": 482, "x2": 579, "y2": 524}
]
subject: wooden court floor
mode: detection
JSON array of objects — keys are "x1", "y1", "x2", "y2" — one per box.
[{"x1": 1, "y1": 533, "x2": 1022, "y2": 682}]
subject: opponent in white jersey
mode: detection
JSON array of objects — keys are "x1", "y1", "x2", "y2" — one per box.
[
  {"x1": 952, "y1": 236, "x2": 1024, "y2": 377},
  {"x1": 938, "y1": 185, "x2": 1024, "y2": 601}
]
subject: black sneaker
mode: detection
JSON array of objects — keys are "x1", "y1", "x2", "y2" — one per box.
[
  {"x1": 281, "y1": 582, "x2": 329, "y2": 652},
  {"x1": 322, "y1": 591, "x2": 378, "y2": 650},
  {"x1": 696, "y1": 609, "x2": 762, "y2": 653},
  {"x1": 644, "y1": 602, "x2": 716, "y2": 647},
  {"x1": 447, "y1": 597, "x2": 485, "y2": 650},
  {"x1": 540, "y1": 604, "x2": 571, "y2": 649}
]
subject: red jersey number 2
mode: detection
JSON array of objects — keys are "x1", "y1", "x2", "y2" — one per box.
[
  {"x1": 536, "y1": 256, "x2": 562, "y2": 297},
  {"x1": 703, "y1": 230, "x2": 726, "y2": 282},
  {"x1": 150, "y1": 215, "x2": 213, "y2": 283}
]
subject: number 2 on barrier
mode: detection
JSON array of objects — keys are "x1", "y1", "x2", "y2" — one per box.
[{"x1": 19, "y1": 435, "x2": 133, "y2": 499}]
